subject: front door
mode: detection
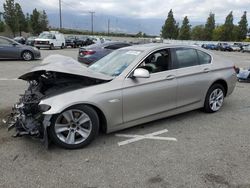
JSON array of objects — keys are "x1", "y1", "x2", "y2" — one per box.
[
  {"x1": 122, "y1": 49, "x2": 177, "y2": 123},
  {"x1": 0, "y1": 37, "x2": 20, "y2": 59}
]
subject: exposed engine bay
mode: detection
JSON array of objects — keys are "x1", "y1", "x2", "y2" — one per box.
[
  {"x1": 5, "y1": 55, "x2": 112, "y2": 146},
  {"x1": 7, "y1": 71, "x2": 106, "y2": 141}
]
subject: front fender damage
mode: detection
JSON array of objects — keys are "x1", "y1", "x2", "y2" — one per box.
[{"x1": 4, "y1": 58, "x2": 110, "y2": 148}]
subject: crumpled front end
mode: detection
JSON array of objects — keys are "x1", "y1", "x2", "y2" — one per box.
[
  {"x1": 5, "y1": 55, "x2": 111, "y2": 147},
  {"x1": 7, "y1": 80, "x2": 50, "y2": 144},
  {"x1": 5, "y1": 70, "x2": 109, "y2": 148}
]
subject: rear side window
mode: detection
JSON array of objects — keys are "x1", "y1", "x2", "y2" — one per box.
[
  {"x1": 197, "y1": 50, "x2": 211, "y2": 64},
  {"x1": 175, "y1": 48, "x2": 199, "y2": 68}
]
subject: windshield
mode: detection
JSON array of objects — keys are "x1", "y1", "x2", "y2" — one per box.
[
  {"x1": 89, "y1": 49, "x2": 141, "y2": 76},
  {"x1": 39, "y1": 33, "x2": 54, "y2": 39}
]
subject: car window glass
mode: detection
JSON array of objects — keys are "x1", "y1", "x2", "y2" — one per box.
[
  {"x1": 89, "y1": 49, "x2": 141, "y2": 76},
  {"x1": 175, "y1": 48, "x2": 199, "y2": 68},
  {"x1": 0, "y1": 38, "x2": 12, "y2": 46},
  {"x1": 138, "y1": 49, "x2": 170, "y2": 74},
  {"x1": 104, "y1": 44, "x2": 119, "y2": 50},
  {"x1": 197, "y1": 50, "x2": 211, "y2": 64},
  {"x1": 104, "y1": 43, "x2": 130, "y2": 50}
]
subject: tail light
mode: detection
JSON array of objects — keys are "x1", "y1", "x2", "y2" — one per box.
[
  {"x1": 233, "y1": 65, "x2": 239, "y2": 74},
  {"x1": 79, "y1": 50, "x2": 96, "y2": 56}
]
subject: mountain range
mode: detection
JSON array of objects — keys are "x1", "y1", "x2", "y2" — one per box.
[{"x1": 47, "y1": 13, "x2": 203, "y2": 36}]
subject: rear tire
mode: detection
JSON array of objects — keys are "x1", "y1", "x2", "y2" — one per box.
[
  {"x1": 61, "y1": 43, "x2": 64, "y2": 49},
  {"x1": 204, "y1": 84, "x2": 225, "y2": 113},
  {"x1": 48, "y1": 105, "x2": 99, "y2": 149}
]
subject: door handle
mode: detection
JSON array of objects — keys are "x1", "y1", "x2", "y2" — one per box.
[
  {"x1": 166, "y1": 75, "x2": 175, "y2": 80},
  {"x1": 203, "y1": 68, "x2": 210, "y2": 73}
]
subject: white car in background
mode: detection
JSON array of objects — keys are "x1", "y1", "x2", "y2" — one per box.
[
  {"x1": 91, "y1": 36, "x2": 105, "y2": 44},
  {"x1": 34, "y1": 31, "x2": 65, "y2": 50},
  {"x1": 231, "y1": 45, "x2": 241, "y2": 52},
  {"x1": 242, "y1": 45, "x2": 250, "y2": 53}
]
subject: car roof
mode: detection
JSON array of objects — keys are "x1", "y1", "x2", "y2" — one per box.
[
  {"x1": 120, "y1": 43, "x2": 202, "y2": 51},
  {"x1": 81, "y1": 41, "x2": 130, "y2": 49},
  {"x1": 0, "y1": 36, "x2": 15, "y2": 42}
]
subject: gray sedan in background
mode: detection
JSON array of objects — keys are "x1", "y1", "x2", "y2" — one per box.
[
  {"x1": 7, "y1": 44, "x2": 236, "y2": 149},
  {"x1": 0, "y1": 36, "x2": 40, "y2": 61},
  {"x1": 78, "y1": 41, "x2": 131, "y2": 65}
]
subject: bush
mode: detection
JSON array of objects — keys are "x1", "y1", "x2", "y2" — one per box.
[{"x1": 243, "y1": 38, "x2": 250, "y2": 42}]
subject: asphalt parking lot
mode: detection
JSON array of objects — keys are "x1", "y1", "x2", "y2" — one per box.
[{"x1": 0, "y1": 48, "x2": 250, "y2": 188}]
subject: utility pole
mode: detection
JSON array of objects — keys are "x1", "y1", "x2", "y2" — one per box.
[
  {"x1": 0, "y1": 12, "x2": 3, "y2": 22},
  {"x1": 89, "y1": 11, "x2": 95, "y2": 35},
  {"x1": 108, "y1": 18, "x2": 110, "y2": 35},
  {"x1": 59, "y1": 0, "x2": 62, "y2": 29}
]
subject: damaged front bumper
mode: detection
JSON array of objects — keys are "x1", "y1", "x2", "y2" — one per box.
[{"x1": 5, "y1": 101, "x2": 52, "y2": 148}]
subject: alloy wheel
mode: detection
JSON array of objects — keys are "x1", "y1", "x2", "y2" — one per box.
[
  {"x1": 209, "y1": 88, "x2": 224, "y2": 111},
  {"x1": 54, "y1": 109, "x2": 92, "y2": 145},
  {"x1": 23, "y1": 51, "x2": 33, "y2": 61}
]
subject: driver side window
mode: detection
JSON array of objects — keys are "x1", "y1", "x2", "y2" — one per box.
[{"x1": 138, "y1": 49, "x2": 171, "y2": 74}]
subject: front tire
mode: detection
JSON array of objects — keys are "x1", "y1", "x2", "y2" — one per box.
[
  {"x1": 48, "y1": 105, "x2": 99, "y2": 149},
  {"x1": 49, "y1": 43, "x2": 54, "y2": 50},
  {"x1": 204, "y1": 84, "x2": 225, "y2": 113},
  {"x1": 22, "y1": 51, "x2": 33, "y2": 61}
]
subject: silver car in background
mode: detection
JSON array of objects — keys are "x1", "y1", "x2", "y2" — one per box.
[
  {"x1": 0, "y1": 36, "x2": 41, "y2": 61},
  {"x1": 7, "y1": 44, "x2": 237, "y2": 149}
]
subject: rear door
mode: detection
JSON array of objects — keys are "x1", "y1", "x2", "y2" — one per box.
[{"x1": 172, "y1": 48, "x2": 212, "y2": 107}]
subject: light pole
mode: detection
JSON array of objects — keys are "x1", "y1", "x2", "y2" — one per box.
[
  {"x1": 0, "y1": 12, "x2": 3, "y2": 22},
  {"x1": 89, "y1": 11, "x2": 95, "y2": 35},
  {"x1": 59, "y1": 0, "x2": 62, "y2": 29},
  {"x1": 108, "y1": 18, "x2": 110, "y2": 35}
]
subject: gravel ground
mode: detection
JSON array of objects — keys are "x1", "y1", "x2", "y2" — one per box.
[{"x1": 0, "y1": 48, "x2": 250, "y2": 188}]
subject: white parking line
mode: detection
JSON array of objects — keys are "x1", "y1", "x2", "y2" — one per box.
[
  {"x1": 0, "y1": 78, "x2": 18, "y2": 81},
  {"x1": 116, "y1": 129, "x2": 177, "y2": 146}
]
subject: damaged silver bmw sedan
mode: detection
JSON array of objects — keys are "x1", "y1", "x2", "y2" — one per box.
[{"x1": 7, "y1": 44, "x2": 237, "y2": 149}]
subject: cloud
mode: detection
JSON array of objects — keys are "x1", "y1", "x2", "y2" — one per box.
[{"x1": 0, "y1": 0, "x2": 249, "y2": 23}]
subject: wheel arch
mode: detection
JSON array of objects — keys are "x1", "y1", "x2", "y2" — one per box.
[
  {"x1": 51, "y1": 103, "x2": 108, "y2": 133},
  {"x1": 210, "y1": 79, "x2": 228, "y2": 96},
  {"x1": 21, "y1": 50, "x2": 34, "y2": 60}
]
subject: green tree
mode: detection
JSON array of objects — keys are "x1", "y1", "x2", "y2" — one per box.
[
  {"x1": 40, "y1": 10, "x2": 49, "y2": 31},
  {"x1": 178, "y1": 16, "x2": 191, "y2": 40},
  {"x1": 212, "y1": 25, "x2": 225, "y2": 41},
  {"x1": 237, "y1": 11, "x2": 248, "y2": 41},
  {"x1": 204, "y1": 12, "x2": 215, "y2": 40},
  {"x1": 232, "y1": 25, "x2": 240, "y2": 41},
  {"x1": 223, "y1": 11, "x2": 234, "y2": 41},
  {"x1": 30, "y1": 8, "x2": 41, "y2": 34},
  {"x1": 0, "y1": 21, "x2": 5, "y2": 32},
  {"x1": 161, "y1": 9, "x2": 179, "y2": 39},
  {"x1": 30, "y1": 9, "x2": 49, "y2": 35},
  {"x1": 15, "y1": 3, "x2": 26, "y2": 35},
  {"x1": 3, "y1": 0, "x2": 17, "y2": 36},
  {"x1": 191, "y1": 25, "x2": 205, "y2": 40},
  {"x1": 25, "y1": 13, "x2": 31, "y2": 33}
]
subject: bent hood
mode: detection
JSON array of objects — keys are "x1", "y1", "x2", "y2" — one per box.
[{"x1": 19, "y1": 54, "x2": 113, "y2": 81}]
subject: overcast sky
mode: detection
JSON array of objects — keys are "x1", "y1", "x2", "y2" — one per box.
[{"x1": 0, "y1": 0, "x2": 250, "y2": 23}]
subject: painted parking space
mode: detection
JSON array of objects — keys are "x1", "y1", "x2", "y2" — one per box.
[{"x1": 116, "y1": 129, "x2": 177, "y2": 146}]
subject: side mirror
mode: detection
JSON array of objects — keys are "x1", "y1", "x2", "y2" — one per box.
[{"x1": 132, "y1": 68, "x2": 150, "y2": 78}]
